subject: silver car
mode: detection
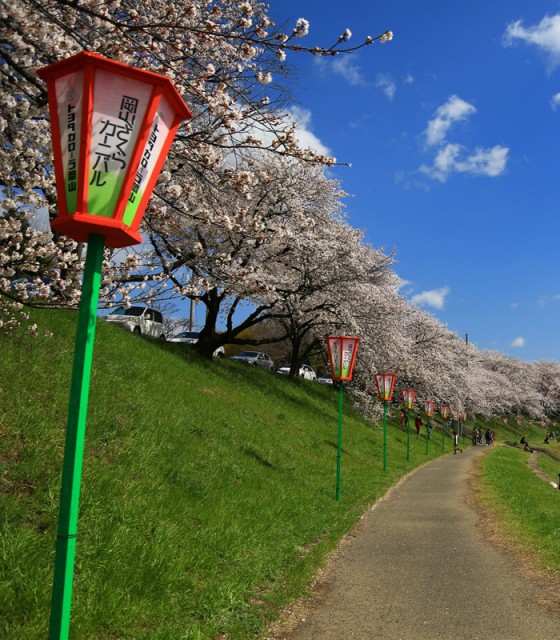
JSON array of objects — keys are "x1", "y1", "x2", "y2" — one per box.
[
  {"x1": 168, "y1": 331, "x2": 225, "y2": 357},
  {"x1": 230, "y1": 351, "x2": 274, "y2": 370},
  {"x1": 276, "y1": 364, "x2": 317, "y2": 380}
]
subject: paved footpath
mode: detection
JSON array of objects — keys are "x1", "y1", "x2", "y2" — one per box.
[{"x1": 277, "y1": 446, "x2": 559, "y2": 640}]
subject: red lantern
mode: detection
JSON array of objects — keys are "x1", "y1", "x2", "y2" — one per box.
[
  {"x1": 37, "y1": 51, "x2": 192, "y2": 248},
  {"x1": 325, "y1": 336, "x2": 360, "y2": 381},
  {"x1": 423, "y1": 400, "x2": 435, "y2": 417},
  {"x1": 440, "y1": 405, "x2": 450, "y2": 419},
  {"x1": 375, "y1": 373, "x2": 397, "y2": 401},
  {"x1": 402, "y1": 389, "x2": 416, "y2": 410}
]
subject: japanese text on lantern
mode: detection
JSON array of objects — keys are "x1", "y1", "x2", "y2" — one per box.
[
  {"x1": 341, "y1": 342, "x2": 354, "y2": 377},
  {"x1": 129, "y1": 118, "x2": 160, "y2": 204},
  {"x1": 67, "y1": 104, "x2": 77, "y2": 192},
  {"x1": 89, "y1": 95, "x2": 139, "y2": 187}
]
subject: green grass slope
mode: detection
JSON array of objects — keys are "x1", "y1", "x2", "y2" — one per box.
[
  {"x1": 0, "y1": 309, "x2": 546, "y2": 639},
  {"x1": 478, "y1": 446, "x2": 560, "y2": 576}
]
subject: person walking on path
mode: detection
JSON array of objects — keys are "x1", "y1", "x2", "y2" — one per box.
[
  {"x1": 453, "y1": 431, "x2": 463, "y2": 454},
  {"x1": 276, "y1": 447, "x2": 559, "y2": 640}
]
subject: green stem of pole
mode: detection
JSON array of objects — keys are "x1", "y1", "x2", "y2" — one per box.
[
  {"x1": 335, "y1": 381, "x2": 344, "y2": 501},
  {"x1": 383, "y1": 401, "x2": 388, "y2": 473},
  {"x1": 406, "y1": 410, "x2": 410, "y2": 461},
  {"x1": 425, "y1": 417, "x2": 430, "y2": 455},
  {"x1": 49, "y1": 234, "x2": 105, "y2": 640},
  {"x1": 442, "y1": 419, "x2": 445, "y2": 451}
]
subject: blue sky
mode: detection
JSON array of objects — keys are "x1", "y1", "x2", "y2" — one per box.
[{"x1": 268, "y1": 1, "x2": 560, "y2": 362}]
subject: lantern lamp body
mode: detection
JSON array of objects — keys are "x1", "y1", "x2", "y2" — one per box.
[
  {"x1": 402, "y1": 389, "x2": 416, "y2": 411},
  {"x1": 326, "y1": 336, "x2": 360, "y2": 381},
  {"x1": 424, "y1": 400, "x2": 435, "y2": 417},
  {"x1": 375, "y1": 373, "x2": 397, "y2": 402},
  {"x1": 37, "y1": 52, "x2": 191, "y2": 248}
]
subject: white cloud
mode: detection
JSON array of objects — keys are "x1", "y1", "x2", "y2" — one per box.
[
  {"x1": 419, "y1": 143, "x2": 509, "y2": 182},
  {"x1": 537, "y1": 294, "x2": 560, "y2": 306},
  {"x1": 411, "y1": 286, "x2": 450, "y2": 309},
  {"x1": 511, "y1": 337, "x2": 525, "y2": 348},
  {"x1": 455, "y1": 145, "x2": 510, "y2": 177},
  {"x1": 395, "y1": 276, "x2": 413, "y2": 293},
  {"x1": 286, "y1": 106, "x2": 332, "y2": 157},
  {"x1": 510, "y1": 302, "x2": 519, "y2": 309},
  {"x1": 504, "y1": 14, "x2": 560, "y2": 66},
  {"x1": 331, "y1": 55, "x2": 368, "y2": 86},
  {"x1": 375, "y1": 74, "x2": 396, "y2": 100},
  {"x1": 403, "y1": 73, "x2": 415, "y2": 84},
  {"x1": 551, "y1": 93, "x2": 560, "y2": 110},
  {"x1": 424, "y1": 95, "x2": 476, "y2": 146}
]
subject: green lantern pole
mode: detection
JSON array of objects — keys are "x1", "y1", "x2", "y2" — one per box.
[
  {"x1": 383, "y1": 401, "x2": 388, "y2": 473},
  {"x1": 423, "y1": 400, "x2": 435, "y2": 456},
  {"x1": 406, "y1": 410, "x2": 411, "y2": 461},
  {"x1": 374, "y1": 373, "x2": 396, "y2": 474},
  {"x1": 336, "y1": 381, "x2": 344, "y2": 501},
  {"x1": 38, "y1": 51, "x2": 193, "y2": 640},
  {"x1": 440, "y1": 405, "x2": 450, "y2": 452},
  {"x1": 326, "y1": 336, "x2": 360, "y2": 502},
  {"x1": 49, "y1": 234, "x2": 105, "y2": 640},
  {"x1": 402, "y1": 389, "x2": 416, "y2": 462}
]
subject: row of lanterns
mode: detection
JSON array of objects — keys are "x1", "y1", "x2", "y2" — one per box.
[{"x1": 325, "y1": 336, "x2": 461, "y2": 497}]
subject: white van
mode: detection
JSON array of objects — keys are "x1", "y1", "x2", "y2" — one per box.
[{"x1": 106, "y1": 306, "x2": 166, "y2": 340}]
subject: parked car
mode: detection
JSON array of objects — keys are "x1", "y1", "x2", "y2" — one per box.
[
  {"x1": 316, "y1": 374, "x2": 333, "y2": 385},
  {"x1": 229, "y1": 351, "x2": 274, "y2": 370},
  {"x1": 167, "y1": 331, "x2": 225, "y2": 357},
  {"x1": 105, "y1": 306, "x2": 165, "y2": 340},
  {"x1": 276, "y1": 364, "x2": 317, "y2": 380}
]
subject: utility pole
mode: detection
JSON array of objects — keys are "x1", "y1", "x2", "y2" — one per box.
[
  {"x1": 189, "y1": 298, "x2": 195, "y2": 332},
  {"x1": 463, "y1": 333, "x2": 469, "y2": 442}
]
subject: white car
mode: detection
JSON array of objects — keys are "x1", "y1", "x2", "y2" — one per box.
[
  {"x1": 167, "y1": 331, "x2": 225, "y2": 357},
  {"x1": 316, "y1": 374, "x2": 334, "y2": 385},
  {"x1": 277, "y1": 364, "x2": 317, "y2": 380},
  {"x1": 106, "y1": 306, "x2": 166, "y2": 340},
  {"x1": 230, "y1": 351, "x2": 274, "y2": 370}
]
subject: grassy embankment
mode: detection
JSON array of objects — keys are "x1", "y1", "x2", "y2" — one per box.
[
  {"x1": 476, "y1": 439, "x2": 560, "y2": 579},
  {"x1": 0, "y1": 308, "x2": 555, "y2": 638},
  {"x1": 469, "y1": 413, "x2": 560, "y2": 581}
]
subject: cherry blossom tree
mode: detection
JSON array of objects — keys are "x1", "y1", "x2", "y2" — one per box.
[
  {"x1": 1, "y1": 0, "x2": 393, "y2": 332},
  {"x1": 4, "y1": 3, "x2": 560, "y2": 421},
  {"x1": 269, "y1": 220, "x2": 396, "y2": 377}
]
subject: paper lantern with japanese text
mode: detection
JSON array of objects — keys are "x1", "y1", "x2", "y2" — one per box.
[
  {"x1": 325, "y1": 336, "x2": 360, "y2": 381},
  {"x1": 37, "y1": 51, "x2": 191, "y2": 248}
]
